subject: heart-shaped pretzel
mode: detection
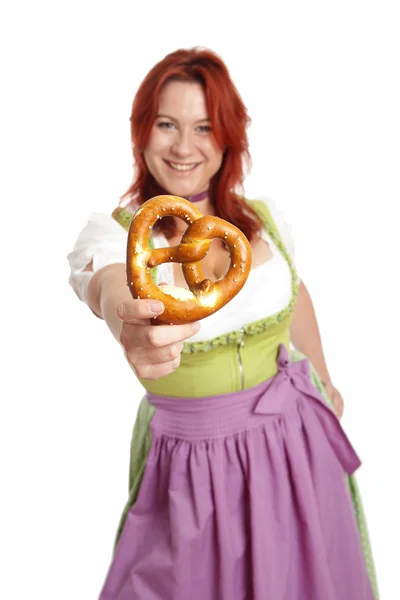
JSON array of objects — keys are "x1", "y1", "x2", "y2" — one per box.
[{"x1": 126, "y1": 195, "x2": 252, "y2": 324}]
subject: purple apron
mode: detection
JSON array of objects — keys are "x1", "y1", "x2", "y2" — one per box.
[{"x1": 99, "y1": 344, "x2": 374, "y2": 599}]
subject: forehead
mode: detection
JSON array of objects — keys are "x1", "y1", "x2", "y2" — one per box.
[{"x1": 158, "y1": 80, "x2": 209, "y2": 121}]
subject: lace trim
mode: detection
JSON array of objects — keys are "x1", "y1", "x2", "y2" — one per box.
[
  {"x1": 112, "y1": 201, "x2": 299, "y2": 353},
  {"x1": 182, "y1": 201, "x2": 299, "y2": 353}
]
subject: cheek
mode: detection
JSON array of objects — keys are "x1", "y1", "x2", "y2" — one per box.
[
  {"x1": 144, "y1": 130, "x2": 167, "y2": 160},
  {"x1": 205, "y1": 139, "x2": 224, "y2": 167},
  {"x1": 209, "y1": 149, "x2": 224, "y2": 171},
  {"x1": 144, "y1": 146, "x2": 164, "y2": 176}
]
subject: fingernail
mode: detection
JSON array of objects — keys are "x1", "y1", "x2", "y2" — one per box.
[
  {"x1": 150, "y1": 301, "x2": 164, "y2": 313},
  {"x1": 117, "y1": 304, "x2": 124, "y2": 318},
  {"x1": 191, "y1": 322, "x2": 200, "y2": 333}
]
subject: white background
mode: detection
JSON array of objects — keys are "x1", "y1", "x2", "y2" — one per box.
[{"x1": 1, "y1": 1, "x2": 399, "y2": 598}]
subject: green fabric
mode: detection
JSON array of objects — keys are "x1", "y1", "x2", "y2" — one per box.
[
  {"x1": 113, "y1": 353, "x2": 379, "y2": 599},
  {"x1": 140, "y1": 323, "x2": 292, "y2": 397},
  {"x1": 113, "y1": 206, "x2": 157, "y2": 282},
  {"x1": 113, "y1": 198, "x2": 299, "y2": 396},
  {"x1": 111, "y1": 200, "x2": 379, "y2": 598},
  {"x1": 182, "y1": 199, "x2": 299, "y2": 355},
  {"x1": 304, "y1": 353, "x2": 380, "y2": 599},
  {"x1": 112, "y1": 199, "x2": 299, "y2": 353}
]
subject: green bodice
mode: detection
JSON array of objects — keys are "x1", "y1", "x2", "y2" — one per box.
[
  {"x1": 113, "y1": 199, "x2": 299, "y2": 397},
  {"x1": 111, "y1": 203, "x2": 380, "y2": 599}
]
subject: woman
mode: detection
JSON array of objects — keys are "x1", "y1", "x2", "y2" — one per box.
[{"x1": 68, "y1": 47, "x2": 379, "y2": 599}]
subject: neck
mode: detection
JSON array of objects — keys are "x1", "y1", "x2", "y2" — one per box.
[
  {"x1": 160, "y1": 187, "x2": 209, "y2": 203},
  {"x1": 183, "y1": 189, "x2": 209, "y2": 203}
]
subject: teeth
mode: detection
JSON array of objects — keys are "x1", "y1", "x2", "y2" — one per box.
[{"x1": 168, "y1": 162, "x2": 196, "y2": 171}]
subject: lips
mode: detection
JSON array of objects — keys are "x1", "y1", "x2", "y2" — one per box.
[{"x1": 164, "y1": 160, "x2": 199, "y2": 172}]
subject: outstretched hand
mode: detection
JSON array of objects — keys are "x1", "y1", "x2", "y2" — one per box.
[{"x1": 117, "y1": 298, "x2": 200, "y2": 380}]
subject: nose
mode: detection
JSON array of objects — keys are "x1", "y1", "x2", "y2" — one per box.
[{"x1": 171, "y1": 128, "x2": 196, "y2": 157}]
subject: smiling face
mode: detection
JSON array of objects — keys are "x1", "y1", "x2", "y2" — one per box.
[{"x1": 143, "y1": 80, "x2": 224, "y2": 198}]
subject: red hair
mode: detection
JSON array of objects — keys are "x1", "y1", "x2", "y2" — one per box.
[{"x1": 120, "y1": 47, "x2": 262, "y2": 240}]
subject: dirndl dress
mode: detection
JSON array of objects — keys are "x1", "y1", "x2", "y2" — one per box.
[
  {"x1": 96, "y1": 201, "x2": 379, "y2": 599},
  {"x1": 98, "y1": 343, "x2": 379, "y2": 600}
]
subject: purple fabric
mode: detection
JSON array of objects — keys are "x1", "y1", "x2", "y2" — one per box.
[
  {"x1": 184, "y1": 189, "x2": 209, "y2": 203},
  {"x1": 99, "y1": 345, "x2": 374, "y2": 599}
]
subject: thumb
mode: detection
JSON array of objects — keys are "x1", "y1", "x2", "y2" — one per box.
[{"x1": 117, "y1": 298, "x2": 164, "y2": 323}]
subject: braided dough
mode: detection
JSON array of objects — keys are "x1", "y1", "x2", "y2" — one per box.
[{"x1": 126, "y1": 195, "x2": 252, "y2": 324}]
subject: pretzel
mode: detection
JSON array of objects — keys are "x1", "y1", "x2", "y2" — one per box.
[{"x1": 126, "y1": 195, "x2": 252, "y2": 324}]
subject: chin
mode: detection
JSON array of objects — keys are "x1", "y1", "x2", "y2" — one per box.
[
  {"x1": 162, "y1": 182, "x2": 199, "y2": 197},
  {"x1": 158, "y1": 171, "x2": 202, "y2": 196}
]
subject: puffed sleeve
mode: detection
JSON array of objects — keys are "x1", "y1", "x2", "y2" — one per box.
[{"x1": 67, "y1": 213, "x2": 128, "y2": 304}]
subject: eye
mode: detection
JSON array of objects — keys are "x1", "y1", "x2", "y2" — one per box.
[
  {"x1": 157, "y1": 121, "x2": 176, "y2": 130},
  {"x1": 196, "y1": 124, "x2": 212, "y2": 133}
]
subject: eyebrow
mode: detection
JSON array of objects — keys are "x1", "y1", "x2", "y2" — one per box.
[{"x1": 156, "y1": 114, "x2": 211, "y2": 124}]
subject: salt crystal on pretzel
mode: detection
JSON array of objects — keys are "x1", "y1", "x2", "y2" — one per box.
[{"x1": 126, "y1": 195, "x2": 252, "y2": 324}]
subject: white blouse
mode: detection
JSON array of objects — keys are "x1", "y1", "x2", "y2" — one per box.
[{"x1": 67, "y1": 197, "x2": 300, "y2": 342}]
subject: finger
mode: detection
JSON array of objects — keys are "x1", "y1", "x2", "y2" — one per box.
[
  {"x1": 338, "y1": 400, "x2": 344, "y2": 419},
  {"x1": 132, "y1": 321, "x2": 200, "y2": 348},
  {"x1": 150, "y1": 283, "x2": 169, "y2": 326},
  {"x1": 126, "y1": 341, "x2": 184, "y2": 368},
  {"x1": 117, "y1": 299, "x2": 164, "y2": 324},
  {"x1": 147, "y1": 341, "x2": 184, "y2": 364},
  {"x1": 131, "y1": 355, "x2": 182, "y2": 380},
  {"x1": 333, "y1": 394, "x2": 344, "y2": 419}
]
